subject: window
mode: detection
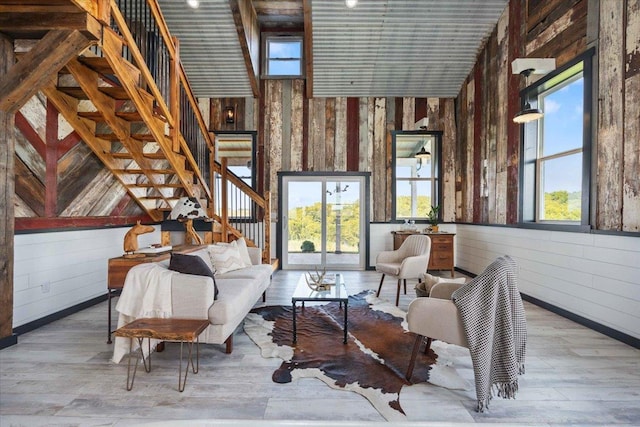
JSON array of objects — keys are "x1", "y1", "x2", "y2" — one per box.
[
  {"x1": 520, "y1": 49, "x2": 594, "y2": 228},
  {"x1": 263, "y1": 34, "x2": 303, "y2": 77},
  {"x1": 392, "y1": 131, "x2": 442, "y2": 220}
]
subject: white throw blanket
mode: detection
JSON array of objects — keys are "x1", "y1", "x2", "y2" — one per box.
[
  {"x1": 112, "y1": 263, "x2": 175, "y2": 363},
  {"x1": 452, "y1": 255, "x2": 527, "y2": 412}
]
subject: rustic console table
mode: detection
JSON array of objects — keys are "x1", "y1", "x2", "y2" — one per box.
[{"x1": 391, "y1": 231, "x2": 455, "y2": 277}]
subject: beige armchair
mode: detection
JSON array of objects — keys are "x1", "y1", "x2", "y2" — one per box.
[
  {"x1": 375, "y1": 234, "x2": 431, "y2": 306},
  {"x1": 405, "y1": 280, "x2": 468, "y2": 381}
]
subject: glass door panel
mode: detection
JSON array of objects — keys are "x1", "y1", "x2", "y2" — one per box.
[{"x1": 282, "y1": 176, "x2": 365, "y2": 270}]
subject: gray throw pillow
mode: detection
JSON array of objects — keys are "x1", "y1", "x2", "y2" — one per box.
[{"x1": 169, "y1": 253, "x2": 218, "y2": 299}]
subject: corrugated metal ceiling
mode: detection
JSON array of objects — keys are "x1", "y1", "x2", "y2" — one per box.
[{"x1": 158, "y1": 0, "x2": 508, "y2": 98}]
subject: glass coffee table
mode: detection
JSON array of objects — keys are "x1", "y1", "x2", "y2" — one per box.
[{"x1": 291, "y1": 273, "x2": 348, "y2": 344}]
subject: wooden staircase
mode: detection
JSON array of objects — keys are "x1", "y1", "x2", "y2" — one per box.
[
  {"x1": 44, "y1": 52, "x2": 207, "y2": 222},
  {"x1": 1, "y1": 0, "x2": 273, "y2": 261}
]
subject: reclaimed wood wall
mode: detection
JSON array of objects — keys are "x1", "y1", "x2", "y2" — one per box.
[
  {"x1": 13, "y1": 93, "x2": 148, "y2": 230},
  {"x1": 598, "y1": 0, "x2": 640, "y2": 232},
  {"x1": 208, "y1": 88, "x2": 456, "y2": 223},
  {"x1": 455, "y1": 0, "x2": 639, "y2": 232}
]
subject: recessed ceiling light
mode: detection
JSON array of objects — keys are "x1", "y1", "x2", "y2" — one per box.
[
  {"x1": 345, "y1": 0, "x2": 357, "y2": 8},
  {"x1": 187, "y1": 0, "x2": 199, "y2": 8}
]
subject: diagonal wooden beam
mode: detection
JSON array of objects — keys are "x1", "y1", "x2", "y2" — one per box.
[
  {"x1": 303, "y1": 0, "x2": 313, "y2": 98},
  {"x1": 0, "y1": 29, "x2": 93, "y2": 113},
  {"x1": 43, "y1": 85, "x2": 164, "y2": 222},
  {"x1": 229, "y1": 0, "x2": 260, "y2": 98}
]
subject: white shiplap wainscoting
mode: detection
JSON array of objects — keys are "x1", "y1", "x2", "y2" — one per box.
[
  {"x1": 455, "y1": 224, "x2": 640, "y2": 342},
  {"x1": 13, "y1": 227, "x2": 161, "y2": 328}
]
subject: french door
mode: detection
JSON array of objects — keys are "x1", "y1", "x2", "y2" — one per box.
[{"x1": 281, "y1": 174, "x2": 368, "y2": 270}]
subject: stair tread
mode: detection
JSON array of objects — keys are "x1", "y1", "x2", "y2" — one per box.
[
  {"x1": 78, "y1": 56, "x2": 114, "y2": 75},
  {"x1": 110, "y1": 151, "x2": 168, "y2": 159},
  {"x1": 99, "y1": 86, "x2": 131, "y2": 100},
  {"x1": 128, "y1": 183, "x2": 184, "y2": 188},
  {"x1": 57, "y1": 86, "x2": 87, "y2": 99},
  {"x1": 97, "y1": 133, "x2": 158, "y2": 142},
  {"x1": 113, "y1": 168, "x2": 178, "y2": 174}
]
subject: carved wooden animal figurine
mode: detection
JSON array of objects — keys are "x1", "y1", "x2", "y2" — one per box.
[{"x1": 123, "y1": 221, "x2": 155, "y2": 257}]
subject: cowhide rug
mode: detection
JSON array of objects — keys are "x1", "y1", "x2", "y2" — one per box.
[{"x1": 244, "y1": 290, "x2": 470, "y2": 421}]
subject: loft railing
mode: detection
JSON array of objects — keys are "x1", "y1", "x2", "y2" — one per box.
[{"x1": 101, "y1": 0, "x2": 271, "y2": 259}]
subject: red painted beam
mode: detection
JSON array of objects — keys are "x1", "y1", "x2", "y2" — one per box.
[
  {"x1": 346, "y1": 97, "x2": 359, "y2": 171},
  {"x1": 15, "y1": 215, "x2": 155, "y2": 232},
  {"x1": 57, "y1": 130, "x2": 82, "y2": 161},
  {"x1": 45, "y1": 100, "x2": 58, "y2": 217},
  {"x1": 14, "y1": 111, "x2": 46, "y2": 160}
]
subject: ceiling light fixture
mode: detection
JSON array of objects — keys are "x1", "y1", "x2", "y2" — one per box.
[
  {"x1": 187, "y1": 0, "x2": 199, "y2": 9},
  {"x1": 345, "y1": 0, "x2": 358, "y2": 8},
  {"x1": 415, "y1": 146, "x2": 431, "y2": 159}
]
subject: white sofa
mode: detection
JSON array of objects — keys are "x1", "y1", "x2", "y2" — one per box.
[{"x1": 165, "y1": 245, "x2": 273, "y2": 353}]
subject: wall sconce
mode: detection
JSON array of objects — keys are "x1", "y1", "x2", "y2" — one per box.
[
  {"x1": 224, "y1": 106, "x2": 235, "y2": 124},
  {"x1": 511, "y1": 58, "x2": 555, "y2": 124}
]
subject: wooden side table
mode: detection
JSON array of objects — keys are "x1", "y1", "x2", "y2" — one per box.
[
  {"x1": 113, "y1": 318, "x2": 210, "y2": 392},
  {"x1": 106, "y1": 245, "x2": 206, "y2": 343},
  {"x1": 391, "y1": 231, "x2": 455, "y2": 277}
]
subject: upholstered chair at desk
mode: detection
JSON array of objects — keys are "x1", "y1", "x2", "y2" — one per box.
[{"x1": 375, "y1": 234, "x2": 431, "y2": 306}]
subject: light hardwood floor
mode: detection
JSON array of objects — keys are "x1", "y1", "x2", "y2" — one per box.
[{"x1": 1, "y1": 269, "x2": 639, "y2": 426}]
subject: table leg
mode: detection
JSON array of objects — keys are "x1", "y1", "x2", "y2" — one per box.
[
  {"x1": 107, "y1": 290, "x2": 112, "y2": 344},
  {"x1": 292, "y1": 300, "x2": 297, "y2": 344},
  {"x1": 343, "y1": 300, "x2": 348, "y2": 344},
  {"x1": 178, "y1": 340, "x2": 196, "y2": 392}
]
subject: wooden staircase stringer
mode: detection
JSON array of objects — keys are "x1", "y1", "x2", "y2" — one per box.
[
  {"x1": 100, "y1": 28, "x2": 202, "y2": 202},
  {"x1": 42, "y1": 84, "x2": 164, "y2": 222},
  {"x1": 64, "y1": 57, "x2": 178, "y2": 210}
]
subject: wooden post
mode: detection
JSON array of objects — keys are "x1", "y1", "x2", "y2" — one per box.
[
  {"x1": 0, "y1": 33, "x2": 16, "y2": 348},
  {"x1": 220, "y1": 157, "x2": 229, "y2": 242},
  {"x1": 264, "y1": 191, "x2": 271, "y2": 264}
]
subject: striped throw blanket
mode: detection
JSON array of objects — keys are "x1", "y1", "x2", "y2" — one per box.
[{"x1": 452, "y1": 255, "x2": 526, "y2": 412}]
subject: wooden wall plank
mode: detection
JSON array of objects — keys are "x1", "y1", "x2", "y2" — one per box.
[
  {"x1": 268, "y1": 80, "x2": 282, "y2": 217},
  {"x1": 415, "y1": 98, "x2": 428, "y2": 123},
  {"x1": 15, "y1": 154, "x2": 45, "y2": 217},
  {"x1": 495, "y1": 7, "x2": 509, "y2": 224},
  {"x1": 57, "y1": 143, "x2": 103, "y2": 214},
  {"x1": 14, "y1": 118, "x2": 45, "y2": 183},
  {"x1": 290, "y1": 79, "x2": 304, "y2": 171},
  {"x1": 334, "y1": 97, "x2": 347, "y2": 171},
  {"x1": 0, "y1": 32, "x2": 15, "y2": 342},
  {"x1": 597, "y1": 0, "x2": 624, "y2": 230},
  {"x1": 346, "y1": 97, "x2": 359, "y2": 171},
  {"x1": 372, "y1": 97, "x2": 386, "y2": 221},
  {"x1": 358, "y1": 97, "x2": 371, "y2": 172},
  {"x1": 401, "y1": 97, "x2": 414, "y2": 130},
  {"x1": 426, "y1": 98, "x2": 440, "y2": 131},
  {"x1": 465, "y1": 78, "x2": 475, "y2": 223},
  {"x1": 15, "y1": 111, "x2": 46, "y2": 160},
  {"x1": 325, "y1": 98, "x2": 335, "y2": 171},
  {"x1": 310, "y1": 97, "x2": 325, "y2": 171},
  {"x1": 209, "y1": 98, "x2": 221, "y2": 131},
  {"x1": 281, "y1": 80, "x2": 292, "y2": 171},
  {"x1": 442, "y1": 98, "x2": 457, "y2": 222},
  {"x1": 507, "y1": 0, "x2": 524, "y2": 224},
  {"x1": 623, "y1": 0, "x2": 640, "y2": 231}
]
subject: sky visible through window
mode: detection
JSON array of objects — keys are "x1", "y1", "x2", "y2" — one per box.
[
  {"x1": 268, "y1": 40, "x2": 302, "y2": 75},
  {"x1": 541, "y1": 77, "x2": 584, "y2": 193}
]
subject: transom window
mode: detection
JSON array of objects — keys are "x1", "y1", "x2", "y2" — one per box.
[
  {"x1": 392, "y1": 131, "x2": 442, "y2": 220},
  {"x1": 263, "y1": 34, "x2": 303, "y2": 77},
  {"x1": 520, "y1": 49, "x2": 593, "y2": 228}
]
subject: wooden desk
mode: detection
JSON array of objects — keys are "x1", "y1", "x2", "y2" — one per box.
[
  {"x1": 107, "y1": 245, "x2": 206, "y2": 343},
  {"x1": 391, "y1": 231, "x2": 455, "y2": 277},
  {"x1": 114, "y1": 318, "x2": 209, "y2": 392}
]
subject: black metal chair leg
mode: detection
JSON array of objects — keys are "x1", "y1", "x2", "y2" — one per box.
[
  {"x1": 376, "y1": 274, "x2": 386, "y2": 297},
  {"x1": 395, "y1": 279, "x2": 401, "y2": 306}
]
